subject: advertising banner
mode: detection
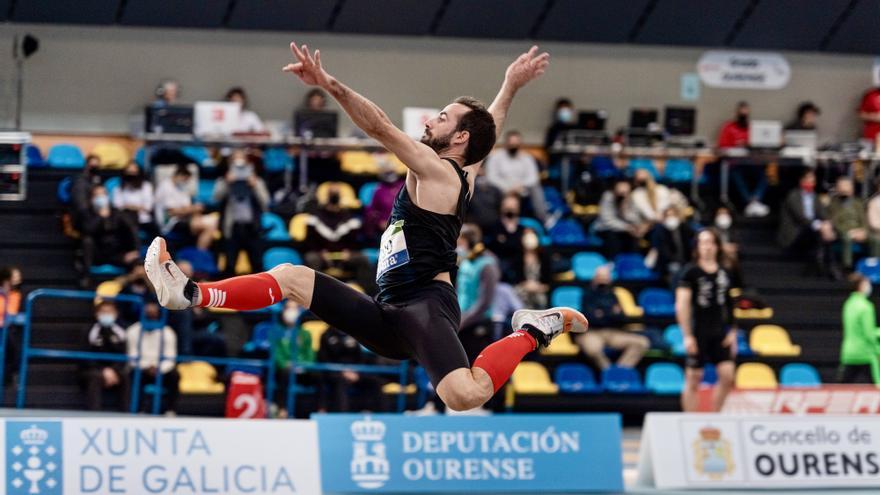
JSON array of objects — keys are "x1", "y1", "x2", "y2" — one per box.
[
  {"x1": 316, "y1": 413, "x2": 622, "y2": 493},
  {"x1": 638, "y1": 413, "x2": 880, "y2": 489},
  {"x1": 0, "y1": 417, "x2": 321, "y2": 495},
  {"x1": 698, "y1": 50, "x2": 790, "y2": 89},
  {"x1": 721, "y1": 386, "x2": 880, "y2": 414}
]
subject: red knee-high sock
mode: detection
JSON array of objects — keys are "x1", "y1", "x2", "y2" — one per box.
[
  {"x1": 473, "y1": 330, "x2": 537, "y2": 393},
  {"x1": 197, "y1": 272, "x2": 283, "y2": 311}
]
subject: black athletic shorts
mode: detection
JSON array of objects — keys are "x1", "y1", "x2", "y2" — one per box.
[
  {"x1": 308, "y1": 272, "x2": 468, "y2": 386},
  {"x1": 685, "y1": 331, "x2": 734, "y2": 369}
]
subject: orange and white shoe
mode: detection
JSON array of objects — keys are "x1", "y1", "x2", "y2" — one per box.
[
  {"x1": 511, "y1": 307, "x2": 589, "y2": 348},
  {"x1": 144, "y1": 237, "x2": 195, "y2": 310}
]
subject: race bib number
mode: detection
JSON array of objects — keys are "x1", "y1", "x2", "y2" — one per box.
[{"x1": 377, "y1": 220, "x2": 410, "y2": 280}]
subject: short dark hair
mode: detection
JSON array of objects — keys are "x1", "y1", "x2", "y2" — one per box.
[
  {"x1": 174, "y1": 164, "x2": 192, "y2": 177},
  {"x1": 453, "y1": 96, "x2": 496, "y2": 165},
  {"x1": 555, "y1": 98, "x2": 573, "y2": 110},
  {"x1": 849, "y1": 273, "x2": 867, "y2": 293},
  {"x1": 0, "y1": 266, "x2": 11, "y2": 284},
  {"x1": 226, "y1": 87, "x2": 247, "y2": 107}
]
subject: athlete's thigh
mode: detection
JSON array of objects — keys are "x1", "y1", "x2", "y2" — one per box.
[{"x1": 397, "y1": 292, "x2": 469, "y2": 387}]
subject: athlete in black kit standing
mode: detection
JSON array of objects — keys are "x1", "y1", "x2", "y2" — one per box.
[{"x1": 145, "y1": 41, "x2": 587, "y2": 411}]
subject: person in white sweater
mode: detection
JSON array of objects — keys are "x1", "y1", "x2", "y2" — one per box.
[
  {"x1": 126, "y1": 301, "x2": 179, "y2": 413},
  {"x1": 484, "y1": 130, "x2": 548, "y2": 222},
  {"x1": 112, "y1": 162, "x2": 155, "y2": 234}
]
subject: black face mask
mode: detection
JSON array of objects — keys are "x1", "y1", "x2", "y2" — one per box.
[
  {"x1": 328, "y1": 193, "x2": 341, "y2": 206},
  {"x1": 502, "y1": 210, "x2": 517, "y2": 219},
  {"x1": 506, "y1": 147, "x2": 520, "y2": 157},
  {"x1": 595, "y1": 283, "x2": 611, "y2": 292},
  {"x1": 736, "y1": 114, "x2": 748, "y2": 127},
  {"x1": 123, "y1": 174, "x2": 142, "y2": 187}
]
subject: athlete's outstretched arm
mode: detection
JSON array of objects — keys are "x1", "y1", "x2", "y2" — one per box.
[
  {"x1": 487, "y1": 46, "x2": 550, "y2": 140},
  {"x1": 282, "y1": 42, "x2": 443, "y2": 177}
]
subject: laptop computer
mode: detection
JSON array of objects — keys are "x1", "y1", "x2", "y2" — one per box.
[
  {"x1": 664, "y1": 106, "x2": 696, "y2": 136},
  {"x1": 294, "y1": 110, "x2": 338, "y2": 138},
  {"x1": 783, "y1": 130, "x2": 818, "y2": 150},
  {"x1": 748, "y1": 120, "x2": 783, "y2": 148},
  {"x1": 144, "y1": 105, "x2": 194, "y2": 135},
  {"x1": 577, "y1": 110, "x2": 607, "y2": 131},
  {"x1": 194, "y1": 101, "x2": 241, "y2": 138},
  {"x1": 629, "y1": 108, "x2": 659, "y2": 130}
]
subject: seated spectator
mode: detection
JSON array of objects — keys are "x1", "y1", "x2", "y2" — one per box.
[
  {"x1": 213, "y1": 149, "x2": 270, "y2": 276},
  {"x1": 829, "y1": 176, "x2": 880, "y2": 270},
  {"x1": 786, "y1": 101, "x2": 820, "y2": 131},
  {"x1": 126, "y1": 300, "x2": 179, "y2": 414},
  {"x1": 572, "y1": 266, "x2": 649, "y2": 370},
  {"x1": 484, "y1": 130, "x2": 548, "y2": 222},
  {"x1": 363, "y1": 158, "x2": 405, "y2": 241},
  {"x1": 839, "y1": 273, "x2": 880, "y2": 384},
  {"x1": 297, "y1": 89, "x2": 340, "y2": 183},
  {"x1": 778, "y1": 170, "x2": 836, "y2": 277},
  {"x1": 271, "y1": 300, "x2": 314, "y2": 412},
  {"x1": 317, "y1": 327, "x2": 380, "y2": 412},
  {"x1": 713, "y1": 206, "x2": 736, "y2": 245},
  {"x1": 80, "y1": 184, "x2": 140, "y2": 286},
  {"x1": 225, "y1": 87, "x2": 265, "y2": 133},
  {"x1": 70, "y1": 154, "x2": 103, "y2": 229},
  {"x1": 465, "y1": 166, "x2": 503, "y2": 233},
  {"x1": 1, "y1": 266, "x2": 23, "y2": 385},
  {"x1": 647, "y1": 206, "x2": 694, "y2": 281},
  {"x1": 485, "y1": 194, "x2": 526, "y2": 285},
  {"x1": 594, "y1": 179, "x2": 647, "y2": 258},
  {"x1": 78, "y1": 300, "x2": 130, "y2": 411},
  {"x1": 631, "y1": 168, "x2": 687, "y2": 225},
  {"x1": 858, "y1": 84, "x2": 880, "y2": 143},
  {"x1": 302, "y1": 183, "x2": 373, "y2": 291},
  {"x1": 867, "y1": 178, "x2": 880, "y2": 246},
  {"x1": 154, "y1": 164, "x2": 218, "y2": 250},
  {"x1": 152, "y1": 79, "x2": 180, "y2": 107},
  {"x1": 544, "y1": 97, "x2": 576, "y2": 151},
  {"x1": 718, "y1": 101, "x2": 769, "y2": 217},
  {"x1": 112, "y1": 162, "x2": 155, "y2": 236},
  {"x1": 514, "y1": 228, "x2": 552, "y2": 309},
  {"x1": 457, "y1": 224, "x2": 506, "y2": 360}
]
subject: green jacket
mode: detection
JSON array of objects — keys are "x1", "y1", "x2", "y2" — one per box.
[
  {"x1": 830, "y1": 197, "x2": 868, "y2": 234},
  {"x1": 841, "y1": 292, "x2": 880, "y2": 367},
  {"x1": 272, "y1": 326, "x2": 315, "y2": 370}
]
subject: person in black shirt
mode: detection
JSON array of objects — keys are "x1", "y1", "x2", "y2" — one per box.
[
  {"x1": 485, "y1": 194, "x2": 526, "y2": 284},
  {"x1": 317, "y1": 327, "x2": 380, "y2": 412},
  {"x1": 78, "y1": 301, "x2": 131, "y2": 411},
  {"x1": 677, "y1": 228, "x2": 737, "y2": 412}
]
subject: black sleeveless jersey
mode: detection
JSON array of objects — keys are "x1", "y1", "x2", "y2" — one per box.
[{"x1": 376, "y1": 158, "x2": 470, "y2": 302}]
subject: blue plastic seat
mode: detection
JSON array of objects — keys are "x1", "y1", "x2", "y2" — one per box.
[
  {"x1": 177, "y1": 247, "x2": 219, "y2": 276},
  {"x1": 780, "y1": 363, "x2": 821, "y2": 388},
  {"x1": 601, "y1": 365, "x2": 646, "y2": 394},
  {"x1": 57, "y1": 176, "x2": 73, "y2": 205},
  {"x1": 104, "y1": 176, "x2": 121, "y2": 199},
  {"x1": 572, "y1": 252, "x2": 607, "y2": 280},
  {"x1": 645, "y1": 362, "x2": 685, "y2": 395},
  {"x1": 628, "y1": 158, "x2": 659, "y2": 179},
  {"x1": 639, "y1": 288, "x2": 676, "y2": 317},
  {"x1": 243, "y1": 321, "x2": 275, "y2": 353},
  {"x1": 662, "y1": 158, "x2": 694, "y2": 183},
  {"x1": 181, "y1": 146, "x2": 210, "y2": 166},
  {"x1": 134, "y1": 147, "x2": 147, "y2": 168},
  {"x1": 196, "y1": 179, "x2": 216, "y2": 207},
  {"x1": 701, "y1": 363, "x2": 718, "y2": 385},
  {"x1": 736, "y1": 328, "x2": 754, "y2": 357},
  {"x1": 550, "y1": 286, "x2": 583, "y2": 311},
  {"x1": 555, "y1": 363, "x2": 600, "y2": 394},
  {"x1": 519, "y1": 217, "x2": 550, "y2": 246},
  {"x1": 663, "y1": 324, "x2": 685, "y2": 356},
  {"x1": 362, "y1": 247, "x2": 379, "y2": 266},
  {"x1": 542, "y1": 186, "x2": 569, "y2": 216},
  {"x1": 261, "y1": 212, "x2": 291, "y2": 241},
  {"x1": 90, "y1": 264, "x2": 125, "y2": 276},
  {"x1": 47, "y1": 144, "x2": 85, "y2": 169},
  {"x1": 613, "y1": 253, "x2": 657, "y2": 281},
  {"x1": 263, "y1": 247, "x2": 302, "y2": 271},
  {"x1": 26, "y1": 144, "x2": 45, "y2": 167},
  {"x1": 359, "y1": 181, "x2": 379, "y2": 207},
  {"x1": 263, "y1": 147, "x2": 293, "y2": 173},
  {"x1": 549, "y1": 219, "x2": 590, "y2": 247},
  {"x1": 590, "y1": 156, "x2": 618, "y2": 179},
  {"x1": 857, "y1": 257, "x2": 880, "y2": 284}
]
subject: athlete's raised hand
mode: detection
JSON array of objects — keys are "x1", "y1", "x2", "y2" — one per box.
[
  {"x1": 282, "y1": 42, "x2": 331, "y2": 88},
  {"x1": 504, "y1": 45, "x2": 550, "y2": 91}
]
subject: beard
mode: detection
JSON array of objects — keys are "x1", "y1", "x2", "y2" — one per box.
[{"x1": 420, "y1": 128, "x2": 455, "y2": 154}]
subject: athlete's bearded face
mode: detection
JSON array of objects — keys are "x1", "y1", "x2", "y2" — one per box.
[{"x1": 420, "y1": 103, "x2": 468, "y2": 154}]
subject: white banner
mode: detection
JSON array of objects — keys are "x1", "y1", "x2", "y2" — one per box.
[
  {"x1": 0, "y1": 417, "x2": 321, "y2": 495},
  {"x1": 638, "y1": 413, "x2": 880, "y2": 489},
  {"x1": 722, "y1": 387, "x2": 880, "y2": 414},
  {"x1": 698, "y1": 50, "x2": 790, "y2": 89}
]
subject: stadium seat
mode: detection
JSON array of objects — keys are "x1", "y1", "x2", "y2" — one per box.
[
  {"x1": 614, "y1": 287, "x2": 644, "y2": 318},
  {"x1": 95, "y1": 280, "x2": 122, "y2": 299},
  {"x1": 382, "y1": 382, "x2": 418, "y2": 394},
  {"x1": 261, "y1": 212, "x2": 291, "y2": 241},
  {"x1": 645, "y1": 362, "x2": 685, "y2": 395},
  {"x1": 572, "y1": 252, "x2": 607, "y2": 280},
  {"x1": 856, "y1": 257, "x2": 880, "y2": 284},
  {"x1": 663, "y1": 324, "x2": 686, "y2": 356},
  {"x1": 47, "y1": 143, "x2": 85, "y2": 169},
  {"x1": 590, "y1": 156, "x2": 618, "y2": 179},
  {"x1": 550, "y1": 286, "x2": 582, "y2": 311},
  {"x1": 780, "y1": 363, "x2": 821, "y2": 388},
  {"x1": 736, "y1": 328, "x2": 754, "y2": 357},
  {"x1": 288, "y1": 213, "x2": 310, "y2": 242},
  {"x1": 358, "y1": 181, "x2": 379, "y2": 207},
  {"x1": 735, "y1": 362, "x2": 778, "y2": 389},
  {"x1": 178, "y1": 361, "x2": 225, "y2": 394},
  {"x1": 662, "y1": 158, "x2": 694, "y2": 183},
  {"x1": 362, "y1": 247, "x2": 379, "y2": 266},
  {"x1": 263, "y1": 147, "x2": 293, "y2": 173},
  {"x1": 196, "y1": 179, "x2": 216, "y2": 206},
  {"x1": 177, "y1": 247, "x2": 219, "y2": 276},
  {"x1": 638, "y1": 288, "x2": 675, "y2": 317},
  {"x1": 57, "y1": 176, "x2": 73, "y2": 204},
  {"x1": 542, "y1": 186, "x2": 569, "y2": 216},
  {"x1": 301, "y1": 320, "x2": 329, "y2": 352},
  {"x1": 549, "y1": 219, "x2": 590, "y2": 247},
  {"x1": 628, "y1": 157, "x2": 659, "y2": 179},
  {"x1": 134, "y1": 147, "x2": 147, "y2": 168},
  {"x1": 104, "y1": 176, "x2": 121, "y2": 199},
  {"x1": 316, "y1": 181, "x2": 360, "y2": 208},
  {"x1": 518, "y1": 217, "x2": 550, "y2": 246},
  {"x1": 540, "y1": 333, "x2": 579, "y2": 356},
  {"x1": 699, "y1": 363, "x2": 718, "y2": 385},
  {"x1": 601, "y1": 365, "x2": 646, "y2": 394},
  {"x1": 243, "y1": 321, "x2": 275, "y2": 352},
  {"x1": 554, "y1": 363, "x2": 600, "y2": 394},
  {"x1": 340, "y1": 151, "x2": 378, "y2": 175},
  {"x1": 263, "y1": 247, "x2": 302, "y2": 271},
  {"x1": 90, "y1": 264, "x2": 125, "y2": 276},
  {"x1": 749, "y1": 324, "x2": 801, "y2": 356},
  {"x1": 91, "y1": 142, "x2": 130, "y2": 168},
  {"x1": 181, "y1": 146, "x2": 211, "y2": 166},
  {"x1": 511, "y1": 362, "x2": 558, "y2": 394},
  {"x1": 26, "y1": 144, "x2": 45, "y2": 167},
  {"x1": 613, "y1": 253, "x2": 657, "y2": 281}
]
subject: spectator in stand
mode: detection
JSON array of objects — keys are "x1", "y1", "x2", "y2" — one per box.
[
  {"x1": 302, "y1": 183, "x2": 373, "y2": 292},
  {"x1": 1, "y1": 266, "x2": 23, "y2": 385},
  {"x1": 717, "y1": 101, "x2": 770, "y2": 218},
  {"x1": 465, "y1": 166, "x2": 504, "y2": 233},
  {"x1": 778, "y1": 170, "x2": 837, "y2": 277},
  {"x1": 271, "y1": 300, "x2": 314, "y2": 413},
  {"x1": 829, "y1": 176, "x2": 880, "y2": 270},
  {"x1": 304, "y1": 88, "x2": 328, "y2": 112},
  {"x1": 113, "y1": 162, "x2": 155, "y2": 236},
  {"x1": 544, "y1": 97, "x2": 576, "y2": 151},
  {"x1": 457, "y1": 224, "x2": 503, "y2": 362},
  {"x1": 858, "y1": 85, "x2": 880, "y2": 143},
  {"x1": 484, "y1": 130, "x2": 548, "y2": 222},
  {"x1": 317, "y1": 327, "x2": 380, "y2": 412},
  {"x1": 713, "y1": 207, "x2": 735, "y2": 245},
  {"x1": 573, "y1": 265, "x2": 649, "y2": 371},
  {"x1": 631, "y1": 168, "x2": 687, "y2": 225},
  {"x1": 363, "y1": 158, "x2": 405, "y2": 241},
  {"x1": 485, "y1": 194, "x2": 526, "y2": 285},
  {"x1": 213, "y1": 149, "x2": 270, "y2": 276},
  {"x1": 225, "y1": 87, "x2": 265, "y2": 134},
  {"x1": 80, "y1": 184, "x2": 140, "y2": 286},
  {"x1": 786, "y1": 101, "x2": 820, "y2": 131},
  {"x1": 297, "y1": 89, "x2": 339, "y2": 184},
  {"x1": 70, "y1": 154, "x2": 103, "y2": 228},
  {"x1": 78, "y1": 300, "x2": 130, "y2": 411},
  {"x1": 594, "y1": 179, "x2": 646, "y2": 258},
  {"x1": 154, "y1": 164, "x2": 218, "y2": 251},
  {"x1": 647, "y1": 206, "x2": 694, "y2": 282},
  {"x1": 839, "y1": 273, "x2": 880, "y2": 384},
  {"x1": 127, "y1": 300, "x2": 179, "y2": 414},
  {"x1": 866, "y1": 177, "x2": 880, "y2": 247},
  {"x1": 514, "y1": 228, "x2": 553, "y2": 309},
  {"x1": 152, "y1": 80, "x2": 180, "y2": 107}
]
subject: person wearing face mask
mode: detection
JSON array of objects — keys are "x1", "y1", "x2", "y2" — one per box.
[
  {"x1": 79, "y1": 184, "x2": 140, "y2": 287},
  {"x1": 544, "y1": 98, "x2": 576, "y2": 151},
  {"x1": 271, "y1": 300, "x2": 314, "y2": 414},
  {"x1": 830, "y1": 176, "x2": 880, "y2": 270},
  {"x1": 155, "y1": 164, "x2": 218, "y2": 251},
  {"x1": 839, "y1": 274, "x2": 880, "y2": 384},
  {"x1": 79, "y1": 301, "x2": 131, "y2": 411},
  {"x1": 456, "y1": 224, "x2": 503, "y2": 365},
  {"x1": 594, "y1": 179, "x2": 647, "y2": 258},
  {"x1": 647, "y1": 206, "x2": 694, "y2": 282},
  {"x1": 717, "y1": 101, "x2": 770, "y2": 217},
  {"x1": 213, "y1": 149, "x2": 270, "y2": 277},
  {"x1": 484, "y1": 130, "x2": 548, "y2": 222},
  {"x1": 485, "y1": 194, "x2": 527, "y2": 284},
  {"x1": 465, "y1": 166, "x2": 504, "y2": 233},
  {"x1": 126, "y1": 300, "x2": 179, "y2": 414},
  {"x1": 113, "y1": 161, "x2": 155, "y2": 236},
  {"x1": 70, "y1": 154, "x2": 104, "y2": 229},
  {"x1": 364, "y1": 157, "x2": 405, "y2": 241},
  {"x1": 778, "y1": 169, "x2": 837, "y2": 277},
  {"x1": 630, "y1": 168, "x2": 688, "y2": 225},
  {"x1": 515, "y1": 229, "x2": 553, "y2": 309}
]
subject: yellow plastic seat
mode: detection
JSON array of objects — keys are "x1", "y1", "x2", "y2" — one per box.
[
  {"x1": 553, "y1": 270, "x2": 575, "y2": 282},
  {"x1": 288, "y1": 213, "x2": 311, "y2": 242},
  {"x1": 385, "y1": 153, "x2": 408, "y2": 175},
  {"x1": 91, "y1": 142, "x2": 131, "y2": 169},
  {"x1": 382, "y1": 382, "x2": 417, "y2": 394},
  {"x1": 302, "y1": 320, "x2": 329, "y2": 352},
  {"x1": 735, "y1": 362, "x2": 778, "y2": 389},
  {"x1": 316, "y1": 181, "x2": 360, "y2": 209},
  {"x1": 340, "y1": 151, "x2": 378, "y2": 175},
  {"x1": 735, "y1": 307, "x2": 774, "y2": 320},
  {"x1": 178, "y1": 361, "x2": 225, "y2": 394},
  {"x1": 750, "y1": 324, "x2": 801, "y2": 356},
  {"x1": 216, "y1": 250, "x2": 252, "y2": 275},
  {"x1": 511, "y1": 362, "x2": 558, "y2": 394},
  {"x1": 614, "y1": 286, "x2": 645, "y2": 318},
  {"x1": 540, "y1": 333, "x2": 579, "y2": 356},
  {"x1": 96, "y1": 280, "x2": 122, "y2": 298}
]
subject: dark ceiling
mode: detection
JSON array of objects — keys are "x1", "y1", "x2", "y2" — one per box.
[{"x1": 4, "y1": 0, "x2": 879, "y2": 55}]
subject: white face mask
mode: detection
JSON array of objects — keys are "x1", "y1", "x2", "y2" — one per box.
[
  {"x1": 522, "y1": 233, "x2": 539, "y2": 250},
  {"x1": 282, "y1": 308, "x2": 300, "y2": 326},
  {"x1": 715, "y1": 214, "x2": 732, "y2": 230},
  {"x1": 97, "y1": 313, "x2": 116, "y2": 327},
  {"x1": 557, "y1": 107, "x2": 575, "y2": 124},
  {"x1": 663, "y1": 217, "x2": 681, "y2": 231}
]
